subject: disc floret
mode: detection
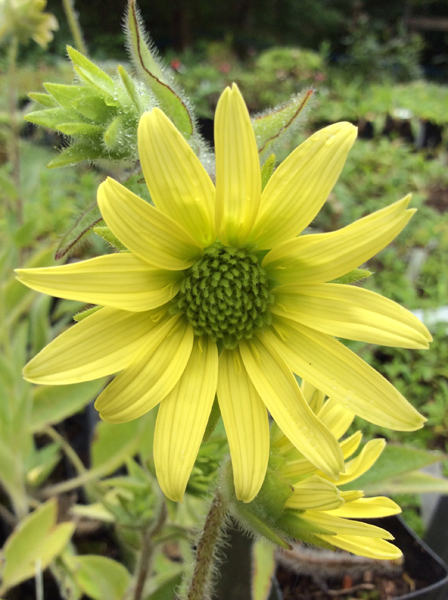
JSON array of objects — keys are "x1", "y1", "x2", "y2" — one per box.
[{"x1": 175, "y1": 243, "x2": 274, "y2": 349}]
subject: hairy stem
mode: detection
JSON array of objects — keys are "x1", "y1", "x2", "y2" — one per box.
[
  {"x1": 186, "y1": 491, "x2": 228, "y2": 600},
  {"x1": 62, "y1": 0, "x2": 88, "y2": 54}
]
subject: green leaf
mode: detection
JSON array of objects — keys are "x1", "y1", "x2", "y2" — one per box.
[
  {"x1": 252, "y1": 540, "x2": 276, "y2": 600},
  {"x1": 24, "y1": 108, "x2": 78, "y2": 130},
  {"x1": 73, "y1": 305, "x2": 103, "y2": 322},
  {"x1": 330, "y1": 268, "x2": 372, "y2": 285},
  {"x1": 28, "y1": 92, "x2": 57, "y2": 108},
  {"x1": 275, "y1": 511, "x2": 335, "y2": 548},
  {"x1": 103, "y1": 115, "x2": 125, "y2": 150},
  {"x1": 252, "y1": 469, "x2": 294, "y2": 519},
  {"x1": 47, "y1": 142, "x2": 105, "y2": 169},
  {"x1": 234, "y1": 501, "x2": 291, "y2": 550},
  {"x1": 368, "y1": 470, "x2": 448, "y2": 495},
  {"x1": 31, "y1": 379, "x2": 107, "y2": 432},
  {"x1": 93, "y1": 225, "x2": 127, "y2": 251},
  {"x1": 341, "y1": 445, "x2": 445, "y2": 492},
  {"x1": 55, "y1": 203, "x2": 102, "y2": 260},
  {"x1": 126, "y1": 0, "x2": 194, "y2": 139},
  {"x1": 252, "y1": 89, "x2": 314, "y2": 157},
  {"x1": 71, "y1": 555, "x2": 131, "y2": 600},
  {"x1": 13, "y1": 220, "x2": 37, "y2": 248},
  {"x1": 261, "y1": 154, "x2": 276, "y2": 191},
  {"x1": 56, "y1": 123, "x2": 103, "y2": 137},
  {"x1": 202, "y1": 396, "x2": 221, "y2": 443},
  {"x1": 91, "y1": 418, "x2": 148, "y2": 476},
  {"x1": 146, "y1": 573, "x2": 183, "y2": 600},
  {"x1": 71, "y1": 95, "x2": 114, "y2": 122},
  {"x1": 44, "y1": 84, "x2": 91, "y2": 110},
  {"x1": 67, "y1": 46, "x2": 116, "y2": 99},
  {"x1": 117, "y1": 64, "x2": 142, "y2": 112},
  {"x1": 1, "y1": 500, "x2": 75, "y2": 591},
  {"x1": 30, "y1": 294, "x2": 51, "y2": 355},
  {"x1": 26, "y1": 442, "x2": 61, "y2": 487}
]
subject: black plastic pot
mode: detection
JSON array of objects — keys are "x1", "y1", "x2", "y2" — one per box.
[{"x1": 272, "y1": 515, "x2": 448, "y2": 600}]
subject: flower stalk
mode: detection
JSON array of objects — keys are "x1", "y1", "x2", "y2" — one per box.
[
  {"x1": 186, "y1": 491, "x2": 228, "y2": 600},
  {"x1": 7, "y1": 34, "x2": 22, "y2": 226},
  {"x1": 61, "y1": 0, "x2": 87, "y2": 54}
]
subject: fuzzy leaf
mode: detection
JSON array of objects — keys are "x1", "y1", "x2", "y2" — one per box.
[
  {"x1": 93, "y1": 225, "x2": 127, "y2": 251},
  {"x1": 330, "y1": 268, "x2": 372, "y2": 285},
  {"x1": 47, "y1": 143, "x2": 105, "y2": 169},
  {"x1": 252, "y1": 541, "x2": 276, "y2": 600},
  {"x1": 31, "y1": 379, "x2": 107, "y2": 431},
  {"x1": 73, "y1": 305, "x2": 103, "y2": 322},
  {"x1": 28, "y1": 92, "x2": 57, "y2": 108},
  {"x1": 67, "y1": 46, "x2": 116, "y2": 98},
  {"x1": 234, "y1": 501, "x2": 291, "y2": 550},
  {"x1": 261, "y1": 154, "x2": 276, "y2": 191},
  {"x1": 118, "y1": 64, "x2": 142, "y2": 112},
  {"x1": 2, "y1": 500, "x2": 75, "y2": 591},
  {"x1": 44, "y1": 84, "x2": 91, "y2": 110},
  {"x1": 24, "y1": 108, "x2": 77, "y2": 130},
  {"x1": 71, "y1": 95, "x2": 114, "y2": 122},
  {"x1": 71, "y1": 556, "x2": 131, "y2": 600},
  {"x1": 126, "y1": 0, "x2": 194, "y2": 139},
  {"x1": 252, "y1": 89, "x2": 314, "y2": 157},
  {"x1": 341, "y1": 445, "x2": 445, "y2": 492},
  {"x1": 55, "y1": 203, "x2": 102, "y2": 260},
  {"x1": 202, "y1": 396, "x2": 221, "y2": 443},
  {"x1": 56, "y1": 123, "x2": 103, "y2": 136}
]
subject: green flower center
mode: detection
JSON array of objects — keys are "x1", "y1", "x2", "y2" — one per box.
[{"x1": 175, "y1": 243, "x2": 274, "y2": 349}]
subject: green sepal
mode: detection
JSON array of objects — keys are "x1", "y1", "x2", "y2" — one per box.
[
  {"x1": 93, "y1": 225, "x2": 127, "y2": 251},
  {"x1": 118, "y1": 65, "x2": 142, "y2": 112},
  {"x1": 44, "y1": 83, "x2": 91, "y2": 110},
  {"x1": 330, "y1": 268, "x2": 372, "y2": 285},
  {"x1": 234, "y1": 501, "x2": 292, "y2": 550},
  {"x1": 276, "y1": 511, "x2": 335, "y2": 548},
  {"x1": 56, "y1": 123, "x2": 103, "y2": 137},
  {"x1": 47, "y1": 142, "x2": 105, "y2": 169},
  {"x1": 202, "y1": 396, "x2": 221, "y2": 443},
  {"x1": 24, "y1": 108, "x2": 77, "y2": 129},
  {"x1": 28, "y1": 92, "x2": 57, "y2": 108},
  {"x1": 126, "y1": 0, "x2": 194, "y2": 139},
  {"x1": 251, "y1": 469, "x2": 294, "y2": 519},
  {"x1": 103, "y1": 116, "x2": 126, "y2": 150},
  {"x1": 73, "y1": 306, "x2": 103, "y2": 322},
  {"x1": 71, "y1": 95, "x2": 115, "y2": 122},
  {"x1": 261, "y1": 154, "x2": 276, "y2": 191},
  {"x1": 67, "y1": 46, "x2": 116, "y2": 98},
  {"x1": 252, "y1": 89, "x2": 314, "y2": 157}
]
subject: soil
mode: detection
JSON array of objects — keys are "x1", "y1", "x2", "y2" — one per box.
[{"x1": 275, "y1": 564, "x2": 428, "y2": 600}]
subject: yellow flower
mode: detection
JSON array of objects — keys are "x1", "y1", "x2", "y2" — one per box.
[
  {"x1": 17, "y1": 85, "x2": 430, "y2": 504},
  {"x1": 272, "y1": 381, "x2": 402, "y2": 560},
  {"x1": 0, "y1": 0, "x2": 58, "y2": 48}
]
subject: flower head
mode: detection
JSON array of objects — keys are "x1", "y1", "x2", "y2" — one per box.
[
  {"x1": 17, "y1": 84, "x2": 430, "y2": 504},
  {"x1": 0, "y1": 0, "x2": 58, "y2": 48},
  {"x1": 236, "y1": 381, "x2": 402, "y2": 560}
]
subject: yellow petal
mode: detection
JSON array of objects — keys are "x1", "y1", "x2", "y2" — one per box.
[
  {"x1": 138, "y1": 109, "x2": 215, "y2": 246},
  {"x1": 340, "y1": 431, "x2": 363, "y2": 460},
  {"x1": 215, "y1": 84, "x2": 261, "y2": 246},
  {"x1": 319, "y1": 534, "x2": 402, "y2": 560},
  {"x1": 328, "y1": 497, "x2": 401, "y2": 519},
  {"x1": 154, "y1": 337, "x2": 218, "y2": 502},
  {"x1": 263, "y1": 195, "x2": 414, "y2": 285},
  {"x1": 23, "y1": 307, "x2": 162, "y2": 385},
  {"x1": 98, "y1": 177, "x2": 203, "y2": 271},
  {"x1": 317, "y1": 398, "x2": 355, "y2": 440},
  {"x1": 286, "y1": 475, "x2": 344, "y2": 511},
  {"x1": 16, "y1": 254, "x2": 181, "y2": 312},
  {"x1": 95, "y1": 316, "x2": 194, "y2": 423},
  {"x1": 300, "y1": 380, "x2": 325, "y2": 414},
  {"x1": 239, "y1": 336, "x2": 344, "y2": 479},
  {"x1": 303, "y1": 511, "x2": 394, "y2": 539},
  {"x1": 251, "y1": 122, "x2": 357, "y2": 249},
  {"x1": 272, "y1": 283, "x2": 431, "y2": 349},
  {"x1": 323, "y1": 439, "x2": 386, "y2": 486},
  {"x1": 217, "y1": 348, "x2": 270, "y2": 502},
  {"x1": 266, "y1": 318, "x2": 426, "y2": 431}
]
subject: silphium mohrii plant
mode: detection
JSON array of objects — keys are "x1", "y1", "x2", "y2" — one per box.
[{"x1": 18, "y1": 2, "x2": 431, "y2": 598}]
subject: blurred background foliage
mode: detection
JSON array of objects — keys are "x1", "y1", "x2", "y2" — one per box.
[{"x1": 1, "y1": 0, "x2": 448, "y2": 597}]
